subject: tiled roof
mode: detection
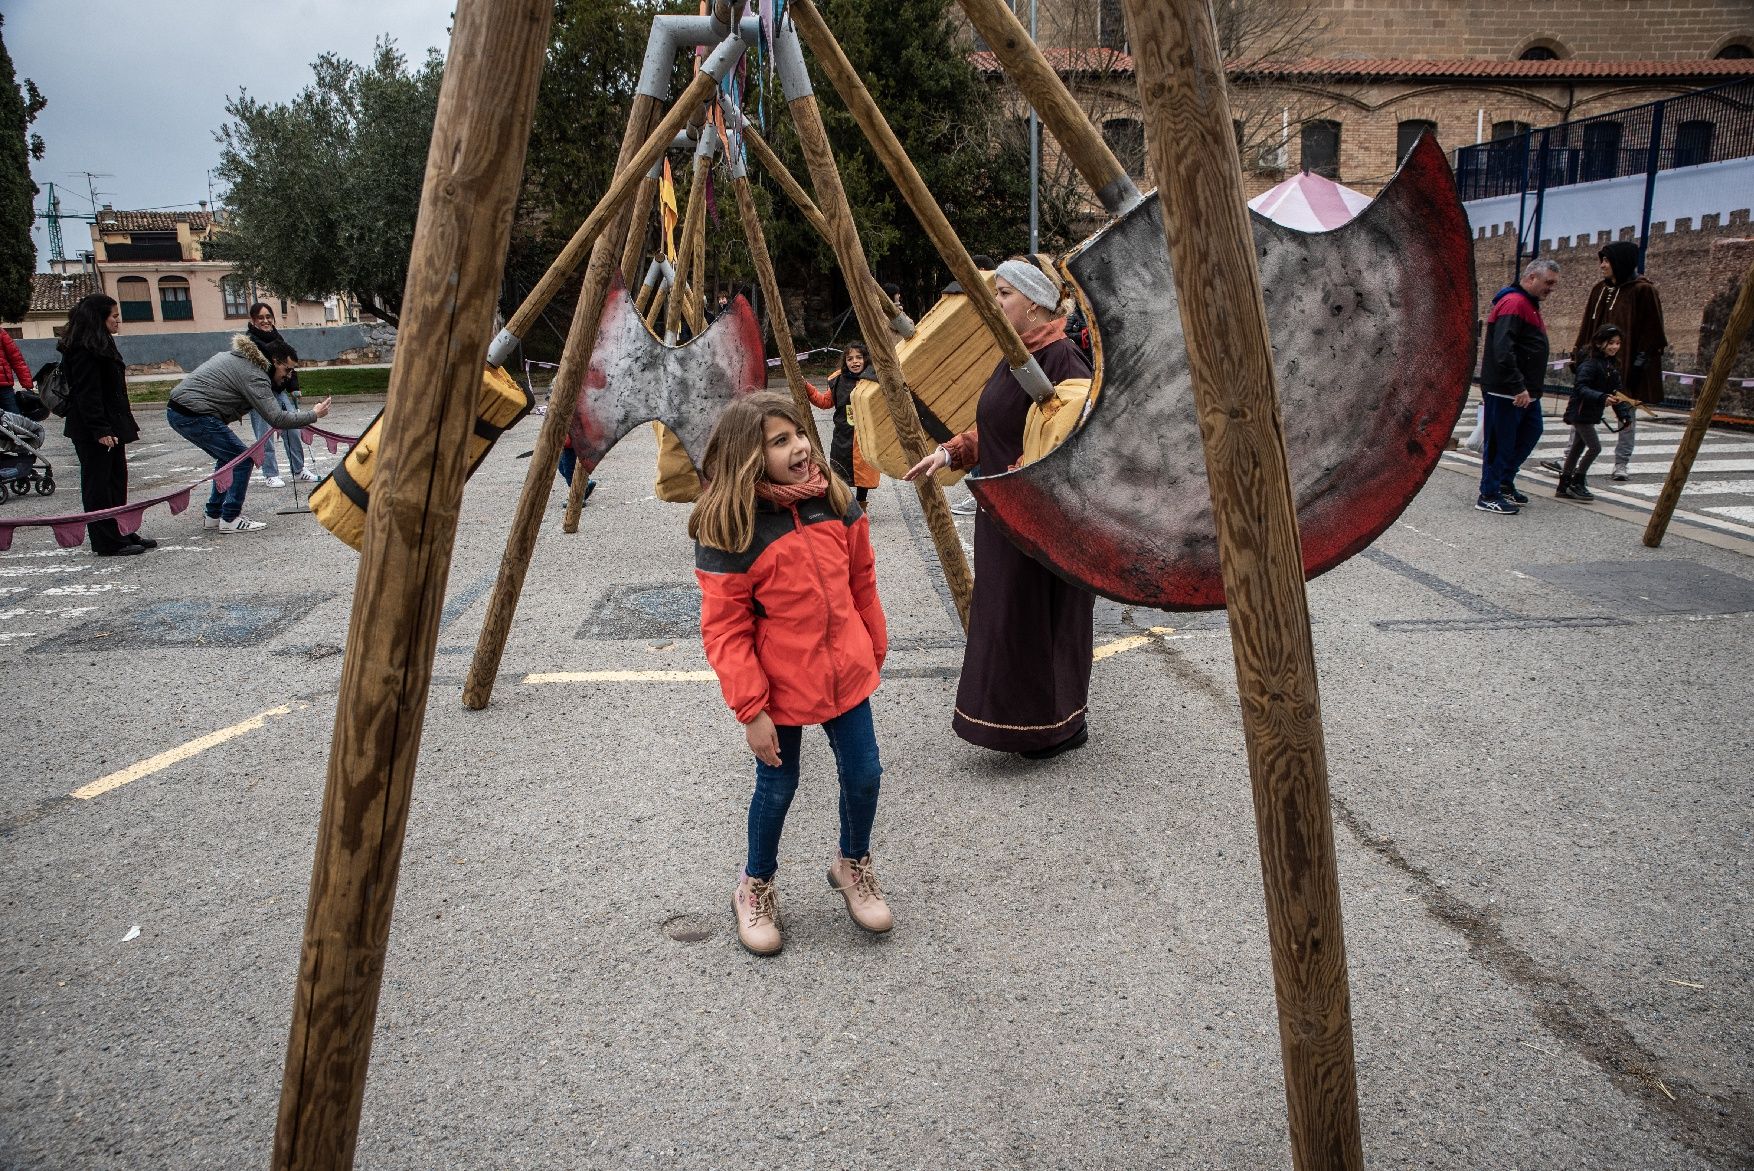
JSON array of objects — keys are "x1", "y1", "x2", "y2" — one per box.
[
  {"x1": 1232, "y1": 58, "x2": 1754, "y2": 80},
  {"x1": 971, "y1": 50, "x2": 1754, "y2": 82},
  {"x1": 28, "y1": 271, "x2": 100, "y2": 314},
  {"x1": 93, "y1": 209, "x2": 215, "y2": 233},
  {"x1": 970, "y1": 47, "x2": 1133, "y2": 75}
]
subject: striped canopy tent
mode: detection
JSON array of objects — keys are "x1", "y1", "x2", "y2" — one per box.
[{"x1": 1248, "y1": 169, "x2": 1373, "y2": 231}]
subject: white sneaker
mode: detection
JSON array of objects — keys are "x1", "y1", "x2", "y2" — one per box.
[
  {"x1": 292, "y1": 469, "x2": 319, "y2": 483},
  {"x1": 218, "y1": 515, "x2": 268, "y2": 533},
  {"x1": 263, "y1": 475, "x2": 287, "y2": 488},
  {"x1": 202, "y1": 514, "x2": 221, "y2": 530}
]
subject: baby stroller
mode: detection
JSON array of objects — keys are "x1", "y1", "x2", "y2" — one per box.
[{"x1": 0, "y1": 407, "x2": 55, "y2": 501}]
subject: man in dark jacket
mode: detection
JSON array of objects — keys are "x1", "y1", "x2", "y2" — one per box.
[{"x1": 1477, "y1": 259, "x2": 1561, "y2": 515}]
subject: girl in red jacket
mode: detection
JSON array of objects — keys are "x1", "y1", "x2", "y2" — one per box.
[{"x1": 692, "y1": 391, "x2": 892, "y2": 956}]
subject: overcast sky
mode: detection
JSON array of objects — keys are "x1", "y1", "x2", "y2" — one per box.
[{"x1": 6, "y1": 0, "x2": 456, "y2": 267}]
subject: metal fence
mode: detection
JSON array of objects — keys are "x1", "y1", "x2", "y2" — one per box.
[{"x1": 1453, "y1": 79, "x2": 1754, "y2": 280}]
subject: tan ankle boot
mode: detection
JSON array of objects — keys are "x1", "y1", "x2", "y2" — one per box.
[
  {"x1": 733, "y1": 873, "x2": 782, "y2": 955},
  {"x1": 827, "y1": 854, "x2": 894, "y2": 933}
]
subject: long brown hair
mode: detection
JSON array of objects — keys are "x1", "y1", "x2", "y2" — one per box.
[{"x1": 688, "y1": 391, "x2": 851, "y2": 552}]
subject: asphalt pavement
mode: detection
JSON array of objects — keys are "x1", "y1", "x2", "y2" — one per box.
[{"x1": 1, "y1": 394, "x2": 1749, "y2": 1169}]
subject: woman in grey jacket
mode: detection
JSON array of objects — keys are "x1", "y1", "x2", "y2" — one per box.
[{"x1": 166, "y1": 334, "x2": 330, "y2": 532}]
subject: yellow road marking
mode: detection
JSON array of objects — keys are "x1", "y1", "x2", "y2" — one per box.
[
  {"x1": 523, "y1": 669, "x2": 719, "y2": 684},
  {"x1": 1092, "y1": 626, "x2": 1174, "y2": 662},
  {"x1": 72, "y1": 703, "x2": 302, "y2": 801}
]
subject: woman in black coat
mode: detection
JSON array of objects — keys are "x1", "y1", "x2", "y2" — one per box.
[{"x1": 59, "y1": 293, "x2": 150, "y2": 556}]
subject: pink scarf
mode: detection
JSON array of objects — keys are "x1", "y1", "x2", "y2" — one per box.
[
  {"x1": 755, "y1": 462, "x2": 827, "y2": 507},
  {"x1": 1019, "y1": 316, "x2": 1068, "y2": 353}
]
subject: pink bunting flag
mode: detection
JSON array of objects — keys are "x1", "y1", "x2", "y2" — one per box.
[
  {"x1": 167, "y1": 490, "x2": 191, "y2": 516},
  {"x1": 51, "y1": 521, "x2": 86, "y2": 548},
  {"x1": 0, "y1": 525, "x2": 14, "y2": 553}
]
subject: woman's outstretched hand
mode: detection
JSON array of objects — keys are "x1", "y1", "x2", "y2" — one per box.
[
  {"x1": 902, "y1": 447, "x2": 949, "y2": 482},
  {"x1": 744, "y1": 711, "x2": 781, "y2": 767}
]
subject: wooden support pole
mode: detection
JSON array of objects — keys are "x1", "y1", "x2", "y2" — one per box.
[
  {"x1": 464, "y1": 48, "x2": 742, "y2": 709},
  {"x1": 270, "y1": 1, "x2": 552, "y2": 1166},
  {"x1": 731, "y1": 172, "x2": 825, "y2": 454},
  {"x1": 619, "y1": 174, "x2": 659, "y2": 288},
  {"x1": 786, "y1": 88, "x2": 974, "y2": 626},
  {"x1": 957, "y1": 0, "x2": 1141, "y2": 214},
  {"x1": 499, "y1": 64, "x2": 725, "y2": 346},
  {"x1": 634, "y1": 265, "x2": 662, "y2": 315},
  {"x1": 1120, "y1": 2, "x2": 1362, "y2": 1168},
  {"x1": 789, "y1": 0, "x2": 1043, "y2": 394},
  {"x1": 1644, "y1": 260, "x2": 1754, "y2": 547},
  {"x1": 644, "y1": 281, "x2": 669, "y2": 331},
  {"x1": 739, "y1": 117, "x2": 912, "y2": 337}
]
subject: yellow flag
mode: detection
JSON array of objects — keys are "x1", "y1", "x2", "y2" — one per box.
[{"x1": 660, "y1": 158, "x2": 678, "y2": 264}]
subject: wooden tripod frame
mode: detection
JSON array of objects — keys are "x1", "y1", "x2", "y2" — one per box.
[{"x1": 279, "y1": 1, "x2": 1368, "y2": 1166}]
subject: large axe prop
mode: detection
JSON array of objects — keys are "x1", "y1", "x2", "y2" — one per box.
[{"x1": 567, "y1": 279, "x2": 768, "y2": 478}]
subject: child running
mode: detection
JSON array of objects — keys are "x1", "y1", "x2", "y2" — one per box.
[{"x1": 691, "y1": 391, "x2": 893, "y2": 956}]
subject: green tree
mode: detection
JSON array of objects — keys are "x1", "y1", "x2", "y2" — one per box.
[
  {"x1": 756, "y1": 0, "x2": 1063, "y2": 325},
  {"x1": 0, "y1": 13, "x2": 48, "y2": 322},
  {"x1": 211, "y1": 39, "x2": 442, "y2": 325},
  {"x1": 503, "y1": 0, "x2": 682, "y2": 356}
]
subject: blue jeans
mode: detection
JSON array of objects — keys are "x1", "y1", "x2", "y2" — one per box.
[
  {"x1": 249, "y1": 391, "x2": 305, "y2": 478},
  {"x1": 1479, "y1": 394, "x2": 1543, "y2": 500},
  {"x1": 167, "y1": 409, "x2": 251, "y2": 521},
  {"x1": 0, "y1": 386, "x2": 17, "y2": 416},
  {"x1": 746, "y1": 698, "x2": 882, "y2": 880}
]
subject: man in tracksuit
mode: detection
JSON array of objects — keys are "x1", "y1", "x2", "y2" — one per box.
[{"x1": 1477, "y1": 259, "x2": 1561, "y2": 515}]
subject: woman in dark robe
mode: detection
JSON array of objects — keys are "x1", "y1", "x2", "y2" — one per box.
[
  {"x1": 1570, "y1": 241, "x2": 1667, "y2": 480},
  {"x1": 905, "y1": 258, "x2": 1094, "y2": 759}
]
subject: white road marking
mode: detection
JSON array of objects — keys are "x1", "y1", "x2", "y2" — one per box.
[
  {"x1": 0, "y1": 606, "x2": 95, "y2": 620},
  {"x1": 0, "y1": 565, "x2": 88, "y2": 577},
  {"x1": 1703, "y1": 505, "x2": 1754, "y2": 523},
  {"x1": 71, "y1": 703, "x2": 304, "y2": 801},
  {"x1": 524, "y1": 669, "x2": 718, "y2": 683},
  {"x1": 1616, "y1": 479, "x2": 1754, "y2": 499},
  {"x1": 0, "y1": 631, "x2": 39, "y2": 642},
  {"x1": 40, "y1": 582, "x2": 140, "y2": 596},
  {"x1": 0, "y1": 547, "x2": 77, "y2": 559}
]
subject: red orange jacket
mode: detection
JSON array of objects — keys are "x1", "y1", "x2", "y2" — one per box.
[
  {"x1": 695, "y1": 494, "x2": 886, "y2": 726},
  {"x1": 0, "y1": 331, "x2": 32, "y2": 389}
]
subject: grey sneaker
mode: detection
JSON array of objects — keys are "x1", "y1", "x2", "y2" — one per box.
[
  {"x1": 950, "y1": 496, "x2": 978, "y2": 516},
  {"x1": 218, "y1": 514, "x2": 268, "y2": 533},
  {"x1": 1611, "y1": 467, "x2": 1630, "y2": 481},
  {"x1": 1539, "y1": 458, "x2": 1565, "y2": 473}
]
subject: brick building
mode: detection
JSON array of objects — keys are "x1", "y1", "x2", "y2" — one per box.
[
  {"x1": 975, "y1": 1, "x2": 1754, "y2": 200},
  {"x1": 86, "y1": 207, "x2": 336, "y2": 335},
  {"x1": 971, "y1": 1, "x2": 1754, "y2": 375}
]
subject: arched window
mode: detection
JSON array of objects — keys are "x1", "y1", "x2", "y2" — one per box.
[
  {"x1": 221, "y1": 276, "x2": 251, "y2": 318},
  {"x1": 1103, "y1": 118, "x2": 1146, "y2": 178},
  {"x1": 1674, "y1": 120, "x2": 1715, "y2": 168},
  {"x1": 1714, "y1": 42, "x2": 1753, "y2": 59},
  {"x1": 1396, "y1": 119, "x2": 1437, "y2": 164},
  {"x1": 158, "y1": 276, "x2": 193, "y2": 322},
  {"x1": 1580, "y1": 121, "x2": 1623, "y2": 183},
  {"x1": 1519, "y1": 46, "x2": 1559, "y2": 60},
  {"x1": 116, "y1": 276, "x2": 152, "y2": 323},
  {"x1": 1300, "y1": 119, "x2": 1341, "y2": 179}
]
